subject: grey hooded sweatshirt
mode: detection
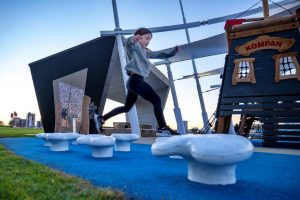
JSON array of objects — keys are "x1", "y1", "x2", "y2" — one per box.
[{"x1": 123, "y1": 36, "x2": 177, "y2": 77}]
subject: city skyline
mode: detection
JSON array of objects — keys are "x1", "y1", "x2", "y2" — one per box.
[{"x1": 7, "y1": 111, "x2": 40, "y2": 128}]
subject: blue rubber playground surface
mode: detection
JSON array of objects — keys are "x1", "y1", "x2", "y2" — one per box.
[{"x1": 1, "y1": 137, "x2": 300, "y2": 200}]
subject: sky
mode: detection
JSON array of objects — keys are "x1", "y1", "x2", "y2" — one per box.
[{"x1": 0, "y1": 0, "x2": 284, "y2": 129}]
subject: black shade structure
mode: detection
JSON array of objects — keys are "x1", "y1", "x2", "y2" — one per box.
[{"x1": 29, "y1": 36, "x2": 116, "y2": 132}]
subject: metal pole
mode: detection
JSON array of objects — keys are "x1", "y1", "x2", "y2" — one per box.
[
  {"x1": 102, "y1": 0, "x2": 296, "y2": 36},
  {"x1": 179, "y1": 0, "x2": 211, "y2": 133},
  {"x1": 165, "y1": 62, "x2": 186, "y2": 134},
  {"x1": 112, "y1": 0, "x2": 141, "y2": 135}
]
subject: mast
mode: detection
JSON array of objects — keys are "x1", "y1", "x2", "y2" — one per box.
[{"x1": 262, "y1": 0, "x2": 270, "y2": 19}]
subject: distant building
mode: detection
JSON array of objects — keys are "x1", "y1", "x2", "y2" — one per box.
[
  {"x1": 12, "y1": 117, "x2": 21, "y2": 127},
  {"x1": 26, "y1": 112, "x2": 35, "y2": 128},
  {"x1": 36, "y1": 121, "x2": 43, "y2": 129},
  {"x1": 20, "y1": 119, "x2": 27, "y2": 127}
]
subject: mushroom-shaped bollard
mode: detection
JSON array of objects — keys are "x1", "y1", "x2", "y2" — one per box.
[
  {"x1": 76, "y1": 135, "x2": 115, "y2": 158},
  {"x1": 151, "y1": 134, "x2": 253, "y2": 185},
  {"x1": 111, "y1": 133, "x2": 140, "y2": 152},
  {"x1": 46, "y1": 133, "x2": 81, "y2": 152},
  {"x1": 89, "y1": 136, "x2": 116, "y2": 158},
  {"x1": 76, "y1": 134, "x2": 104, "y2": 145},
  {"x1": 36, "y1": 133, "x2": 51, "y2": 146}
]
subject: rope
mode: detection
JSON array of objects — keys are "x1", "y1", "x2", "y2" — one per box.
[
  {"x1": 199, "y1": 111, "x2": 216, "y2": 134},
  {"x1": 269, "y1": 0, "x2": 294, "y2": 14},
  {"x1": 235, "y1": 0, "x2": 295, "y2": 19},
  {"x1": 235, "y1": 0, "x2": 262, "y2": 19}
]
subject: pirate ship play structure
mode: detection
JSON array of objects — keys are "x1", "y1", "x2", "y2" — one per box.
[{"x1": 215, "y1": 1, "x2": 300, "y2": 146}]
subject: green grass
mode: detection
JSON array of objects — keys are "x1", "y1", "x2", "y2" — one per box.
[
  {"x1": 0, "y1": 127, "x2": 125, "y2": 199},
  {"x1": 0, "y1": 126, "x2": 43, "y2": 138},
  {"x1": 0, "y1": 145, "x2": 125, "y2": 200}
]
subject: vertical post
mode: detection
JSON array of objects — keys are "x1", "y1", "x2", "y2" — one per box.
[
  {"x1": 80, "y1": 95, "x2": 91, "y2": 134},
  {"x1": 165, "y1": 62, "x2": 186, "y2": 134},
  {"x1": 54, "y1": 102, "x2": 62, "y2": 132},
  {"x1": 72, "y1": 118, "x2": 76, "y2": 133},
  {"x1": 262, "y1": 0, "x2": 269, "y2": 19},
  {"x1": 228, "y1": 120, "x2": 236, "y2": 135},
  {"x1": 179, "y1": 0, "x2": 211, "y2": 133},
  {"x1": 112, "y1": 0, "x2": 141, "y2": 136}
]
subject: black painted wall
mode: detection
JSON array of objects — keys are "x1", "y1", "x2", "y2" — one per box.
[{"x1": 222, "y1": 29, "x2": 300, "y2": 98}]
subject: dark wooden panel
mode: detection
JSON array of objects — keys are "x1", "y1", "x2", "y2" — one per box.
[
  {"x1": 262, "y1": 124, "x2": 300, "y2": 129},
  {"x1": 263, "y1": 130, "x2": 300, "y2": 136},
  {"x1": 262, "y1": 135, "x2": 300, "y2": 141},
  {"x1": 221, "y1": 96, "x2": 300, "y2": 104},
  {"x1": 258, "y1": 117, "x2": 300, "y2": 123},
  {"x1": 220, "y1": 110, "x2": 299, "y2": 116},
  {"x1": 220, "y1": 103, "x2": 300, "y2": 110},
  {"x1": 262, "y1": 141, "x2": 300, "y2": 148}
]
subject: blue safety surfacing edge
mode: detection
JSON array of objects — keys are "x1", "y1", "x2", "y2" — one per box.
[{"x1": 0, "y1": 137, "x2": 300, "y2": 200}]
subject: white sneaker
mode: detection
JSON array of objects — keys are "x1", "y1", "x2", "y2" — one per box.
[
  {"x1": 156, "y1": 126, "x2": 180, "y2": 137},
  {"x1": 156, "y1": 128, "x2": 171, "y2": 137},
  {"x1": 156, "y1": 132, "x2": 171, "y2": 137},
  {"x1": 93, "y1": 114, "x2": 101, "y2": 133}
]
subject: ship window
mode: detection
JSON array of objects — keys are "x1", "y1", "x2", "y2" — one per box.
[
  {"x1": 232, "y1": 58, "x2": 256, "y2": 85},
  {"x1": 273, "y1": 52, "x2": 300, "y2": 82}
]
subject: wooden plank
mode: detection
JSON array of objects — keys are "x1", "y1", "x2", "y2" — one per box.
[
  {"x1": 261, "y1": 131, "x2": 276, "y2": 136},
  {"x1": 230, "y1": 22, "x2": 299, "y2": 39},
  {"x1": 79, "y1": 95, "x2": 91, "y2": 134},
  {"x1": 221, "y1": 96, "x2": 300, "y2": 104},
  {"x1": 274, "y1": 57, "x2": 280, "y2": 82},
  {"x1": 262, "y1": 136, "x2": 277, "y2": 142},
  {"x1": 262, "y1": 124, "x2": 300, "y2": 130},
  {"x1": 262, "y1": 135, "x2": 300, "y2": 141},
  {"x1": 219, "y1": 110, "x2": 299, "y2": 116},
  {"x1": 220, "y1": 102, "x2": 300, "y2": 110},
  {"x1": 215, "y1": 116, "x2": 231, "y2": 133},
  {"x1": 263, "y1": 130, "x2": 300, "y2": 136},
  {"x1": 292, "y1": 56, "x2": 300, "y2": 81},
  {"x1": 262, "y1": 141, "x2": 300, "y2": 148},
  {"x1": 231, "y1": 14, "x2": 296, "y2": 33},
  {"x1": 54, "y1": 102, "x2": 63, "y2": 132},
  {"x1": 258, "y1": 117, "x2": 300, "y2": 123}
]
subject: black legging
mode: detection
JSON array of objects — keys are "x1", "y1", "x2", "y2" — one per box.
[{"x1": 102, "y1": 74, "x2": 167, "y2": 129}]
